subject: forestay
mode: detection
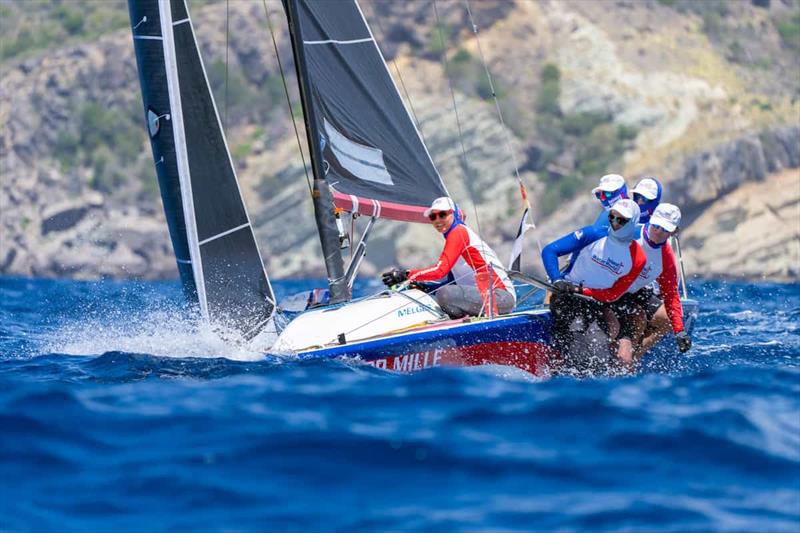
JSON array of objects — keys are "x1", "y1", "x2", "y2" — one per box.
[
  {"x1": 290, "y1": 0, "x2": 448, "y2": 222},
  {"x1": 128, "y1": 0, "x2": 275, "y2": 337}
]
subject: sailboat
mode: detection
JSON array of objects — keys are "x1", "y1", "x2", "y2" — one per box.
[{"x1": 126, "y1": 0, "x2": 698, "y2": 375}]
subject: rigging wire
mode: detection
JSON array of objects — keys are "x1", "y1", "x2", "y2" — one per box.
[
  {"x1": 224, "y1": 0, "x2": 230, "y2": 127},
  {"x1": 260, "y1": 0, "x2": 313, "y2": 196},
  {"x1": 463, "y1": 2, "x2": 524, "y2": 200},
  {"x1": 463, "y1": 0, "x2": 542, "y2": 256},
  {"x1": 432, "y1": 0, "x2": 484, "y2": 240},
  {"x1": 369, "y1": 5, "x2": 431, "y2": 150}
]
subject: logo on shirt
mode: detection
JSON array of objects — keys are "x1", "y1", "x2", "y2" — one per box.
[
  {"x1": 591, "y1": 254, "x2": 624, "y2": 274},
  {"x1": 573, "y1": 230, "x2": 583, "y2": 239}
]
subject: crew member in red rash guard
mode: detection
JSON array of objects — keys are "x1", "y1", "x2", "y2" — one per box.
[
  {"x1": 611, "y1": 203, "x2": 691, "y2": 359},
  {"x1": 381, "y1": 197, "x2": 516, "y2": 319}
]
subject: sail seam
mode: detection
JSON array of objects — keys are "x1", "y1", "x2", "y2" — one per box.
[
  {"x1": 198, "y1": 223, "x2": 251, "y2": 246},
  {"x1": 304, "y1": 37, "x2": 372, "y2": 45},
  {"x1": 134, "y1": 35, "x2": 163, "y2": 40}
]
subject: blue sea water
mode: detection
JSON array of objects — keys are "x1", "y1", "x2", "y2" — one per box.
[{"x1": 1, "y1": 276, "x2": 798, "y2": 532}]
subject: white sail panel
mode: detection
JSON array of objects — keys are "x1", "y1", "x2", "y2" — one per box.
[{"x1": 324, "y1": 119, "x2": 393, "y2": 186}]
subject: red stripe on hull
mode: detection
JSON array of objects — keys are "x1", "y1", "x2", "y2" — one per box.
[{"x1": 363, "y1": 341, "x2": 558, "y2": 376}]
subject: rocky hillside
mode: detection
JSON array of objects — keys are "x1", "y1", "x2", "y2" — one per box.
[{"x1": 1, "y1": 0, "x2": 799, "y2": 281}]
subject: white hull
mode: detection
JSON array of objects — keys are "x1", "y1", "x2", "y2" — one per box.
[{"x1": 272, "y1": 289, "x2": 444, "y2": 352}]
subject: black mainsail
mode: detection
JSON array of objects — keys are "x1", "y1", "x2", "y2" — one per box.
[
  {"x1": 128, "y1": 0, "x2": 275, "y2": 336},
  {"x1": 284, "y1": 0, "x2": 448, "y2": 223}
]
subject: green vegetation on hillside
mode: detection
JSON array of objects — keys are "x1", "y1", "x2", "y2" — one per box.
[
  {"x1": 53, "y1": 101, "x2": 147, "y2": 194},
  {"x1": 776, "y1": 11, "x2": 800, "y2": 50},
  {"x1": 0, "y1": 0, "x2": 230, "y2": 64},
  {"x1": 0, "y1": 1, "x2": 128, "y2": 62},
  {"x1": 447, "y1": 47, "x2": 508, "y2": 101},
  {"x1": 531, "y1": 64, "x2": 638, "y2": 215},
  {"x1": 421, "y1": 29, "x2": 639, "y2": 215},
  {"x1": 657, "y1": 0, "x2": 799, "y2": 64}
]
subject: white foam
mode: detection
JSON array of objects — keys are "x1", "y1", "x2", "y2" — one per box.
[{"x1": 43, "y1": 309, "x2": 282, "y2": 362}]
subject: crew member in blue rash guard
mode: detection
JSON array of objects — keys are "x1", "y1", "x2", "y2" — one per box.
[
  {"x1": 631, "y1": 177, "x2": 662, "y2": 225},
  {"x1": 591, "y1": 174, "x2": 628, "y2": 229},
  {"x1": 541, "y1": 199, "x2": 646, "y2": 365}
]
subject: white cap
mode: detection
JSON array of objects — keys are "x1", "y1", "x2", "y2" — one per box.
[
  {"x1": 592, "y1": 174, "x2": 626, "y2": 194},
  {"x1": 650, "y1": 203, "x2": 681, "y2": 232},
  {"x1": 423, "y1": 196, "x2": 456, "y2": 217},
  {"x1": 632, "y1": 178, "x2": 659, "y2": 200},
  {"x1": 609, "y1": 198, "x2": 638, "y2": 220}
]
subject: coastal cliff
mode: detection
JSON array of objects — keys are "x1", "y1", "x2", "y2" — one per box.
[{"x1": 1, "y1": 0, "x2": 798, "y2": 281}]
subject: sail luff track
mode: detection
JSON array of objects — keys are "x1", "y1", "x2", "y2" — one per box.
[{"x1": 159, "y1": 0, "x2": 208, "y2": 318}]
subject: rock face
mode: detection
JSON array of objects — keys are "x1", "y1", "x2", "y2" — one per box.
[
  {"x1": 0, "y1": 28, "x2": 176, "y2": 279},
  {"x1": 671, "y1": 126, "x2": 800, "y2": 214},
  {"x1": 1, "y1": 0, "x2": 799, "y2": 282},
  {"x1": 681, "y1": 168, "x2": 800, "y2": 281}
]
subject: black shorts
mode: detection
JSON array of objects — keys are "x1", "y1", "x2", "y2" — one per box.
[
  {"x1": 611, "y1": 288, "x2": 663, "y2": 339},
  {"x1": 550, "y1": 292, "x2": 611, "y2": 348},
  {"x1": 613, "y1": 288, "x2": 663, "y2": 320}
]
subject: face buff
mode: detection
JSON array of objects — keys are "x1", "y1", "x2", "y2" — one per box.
[{"x1": 607, "y1": 199, "x2": 641, "y2": 244}]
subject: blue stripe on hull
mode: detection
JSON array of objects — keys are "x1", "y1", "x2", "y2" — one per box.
[
  {"x1": 297, "y1": 311, "x2": 553, "y2": 362},
  {"x1": 291, "y1": 300, "x2": 700, "y2": 369}
]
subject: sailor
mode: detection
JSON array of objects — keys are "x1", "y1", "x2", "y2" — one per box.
[
  {"x1": 542, "y1": 173, "x2": 629, "y2": 298},
  {"x1": 591, "y1": 173, "x2": 629, "y2": 229},
  {"x1": 631, "y1": 176, "x2": 663, "y2": 225},
  {"x1": 541, "y1": 198, "x2": 646, "y2": 365},
  {"x1": 612, "y1": 203, "x2": 691, "y2": 358},
  {"x1": 381, "y1": 196, "x2": 516, "y2": 319}
]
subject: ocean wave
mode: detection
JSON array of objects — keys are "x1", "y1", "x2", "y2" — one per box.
[{"x1": 2, "y1": 278, "x2": 799, "y2": 530}]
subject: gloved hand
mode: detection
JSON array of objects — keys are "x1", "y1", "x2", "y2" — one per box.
[
  {"x1": 676, "y1": 331, "x2": 692, "y2": 353},
  {"x1": 381, "y1": 268, "x2": 408, "y2": 287},
  {"x1": 552, "y1": 279, "x2": 582, "y2": 295},
  {"x1": 407, "y1": 281, "x2": 424, "y2": 291}
]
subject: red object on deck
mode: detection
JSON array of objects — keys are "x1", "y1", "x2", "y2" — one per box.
[{"x1": 332, "y1": 191, "x2": 429, "y2": 223}]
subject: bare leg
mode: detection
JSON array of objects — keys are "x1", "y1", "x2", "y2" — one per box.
[
  {"x1": 604, "y1": 308, "x2": 620, "y2": 340},
  {"x1": 635, "y1": 304, "x2": 672, "y2": 357},
  {"x1": 617, "y1": 338, "x2": 634, "y2": 364},
  {"x1": 617, "y1": 308, "x2": 646, "y2": 367}
]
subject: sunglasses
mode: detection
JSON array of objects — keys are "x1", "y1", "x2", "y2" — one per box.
[
  {"x1": 650, "y1": 223, "x2": 671, "y2": 233},
  {"x1": 633, "y1": 192, "x2": 648, "y2": 204},
  {"x1": 428, "y1": 210, "x2": 453, "y2": 221},
  {"x1": 595, "y1": 189, "x2": 623, "y2": 202},
  {"x1": 608, "y1": 213, "x2": 630, "y2": 226},
  {"x1": 595, "y1": 190, "x2": 611, "y2": 202}
]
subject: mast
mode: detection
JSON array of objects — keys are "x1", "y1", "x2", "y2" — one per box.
[{"x1": 283, "y1": 0, "x2": 348, "y2": 303}]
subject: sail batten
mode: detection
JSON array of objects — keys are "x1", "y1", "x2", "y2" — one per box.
[
  {"x1": 198, "y1": 223, "x2": 251, "y2": 247},
  {"x1": 304, "y1": 37, "x2": 373, "y2": 45}
]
